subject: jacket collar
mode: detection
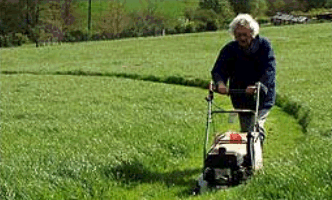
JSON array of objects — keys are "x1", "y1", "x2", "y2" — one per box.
[{"x1": 237, "y1": 35, "x2": 260, "y2": 55}]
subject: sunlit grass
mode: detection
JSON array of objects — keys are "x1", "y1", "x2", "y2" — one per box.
[
  {"x1": 1, "y1": 22, "x2": 332, "y2": 199},
  {"x1": 0, "y1": 74, "x2": 306, "y2": 199}
]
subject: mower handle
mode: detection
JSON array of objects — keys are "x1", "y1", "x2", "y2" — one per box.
[
  {"x1": 208, "y1": 82, "x2": 268, "y2": 95},
  {"x1": 212, "y1": 109, "x2": 255, "y2": 114}
]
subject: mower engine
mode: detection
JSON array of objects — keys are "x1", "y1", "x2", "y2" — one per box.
[{"x1": 203, "y1": 132, "x2": 252, "y2": 186}]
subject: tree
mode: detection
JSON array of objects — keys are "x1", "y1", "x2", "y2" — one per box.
[
  {"x1": 98, "y1": 0, "x2": 129, "y2": 38},
  {"x1": 194, "y1": 0, "x2": 235, "y2": 30},
  {"x1": 307, "y1": 0, "x2": 329, "y2": 8},
  {"x1": 270, "y1": 0, "x2": 286, "y2": 12},
  {"x1": 0, "y1": 0, "x2": 22, "y2": 34},
  {"x1": 199, "y1": 0, "x2": 222, "y2": 14},
  {"x1": 249, "y1": 0, "x2": 268, "y2": 17},
  {"x1": 37, "y1": 1, "x2": 79, "y2": 43},
  {"x1": 326, "y1": 0, "x2": 332, "y2": 8},
  {"x1": 19, "y1": 0, "x2": 42, "y2": 47},
  {"x1": 220, "y1": 0, "x2": 235, "y2": 20},
  {"x1": 229, "y1": 0, "x2": 251, "y2": 14},
  {"x1": 61, "y1": 0, "x2": 78, "y2": 31}
]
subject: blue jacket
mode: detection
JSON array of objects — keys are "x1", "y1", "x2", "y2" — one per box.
[{"x1": 211, "y1": 35, "x2": 276, "y2": 110}]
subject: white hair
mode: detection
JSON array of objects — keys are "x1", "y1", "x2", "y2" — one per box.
[{"x1": 229, "y1": 14, "x2": 260, "y2": 38}]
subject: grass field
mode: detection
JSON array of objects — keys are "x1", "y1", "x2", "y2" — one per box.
[
  {"x1": 1, "y1": 23, "x2": 332, "y2": 199},
  {"x1": 2, "y1": 23, "x2": 332, "y2": 132},
  {"x1": 0, "y1": 74, "x2": 305, "y2": 199}
]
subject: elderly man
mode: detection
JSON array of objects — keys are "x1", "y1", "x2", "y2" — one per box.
[{"x1": 211, "y1": 14, "x2": 276, "y2": 145}]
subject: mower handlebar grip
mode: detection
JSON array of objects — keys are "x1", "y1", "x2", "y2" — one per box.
[
  {"x1": 208, "y1": 81, "x2": 268, "y2": 95},
  {"x1": 258, "y1": 83, "x2": 268, "y2": 95}
]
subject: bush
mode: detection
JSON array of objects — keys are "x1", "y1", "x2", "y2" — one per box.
[
  {"x1": 164, "y1": 26, "x2": 176, "y2": 35},
  {"x1": 119, "y1": 28, "x2": 136, "y2": 38},
  {"x1": 317, "y1": 19, "x2": 332, "y2": 23},
  {"x1": 307, "y1": 18, "x2": 331, "y2": 24},
  {"x1": 191, "y1": 9, "x2": 219, "y2": 31},
  {"x1": 184, "y1": 21, "x2": 197, "y2": 33},
  {"x1": 174, "y1": 18, "x2": 186, "y2": 34},
  {"x1": 0, "y1": 33, "x2": 27, "y2": 48},
  {"x1": 63, "y1": 30, "x2": 88, "y2": 42},
  {"x1": 14, "y1": 33, "x2": 30, "y2": 44},
  {"x1": 256, "y1": 17, "x2": 270, "y2": 25}
]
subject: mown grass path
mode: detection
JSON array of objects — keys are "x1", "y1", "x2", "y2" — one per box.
[{"x1": 1, "y1": 23, "x2": 331, "y2": 199}]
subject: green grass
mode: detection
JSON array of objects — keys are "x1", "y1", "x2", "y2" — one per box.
[
  {"x1": 3, "y1": 23, "x2": 331, "y2": 132},
  {"x1": 0, "y1": 74, "x2": 305, "y2": 199},
  {"x1": 0, "y1": 31, "x2": 227, "y2": 77},
  {"x1": 1, "y1": 23, "x2": 332, "y2": 199},
  {"x1": 0, "y1": 75, "x2": 204, "y2": 198}
]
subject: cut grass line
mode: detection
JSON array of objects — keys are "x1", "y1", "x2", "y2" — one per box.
[{"x1": 1, "y1": 70, "x2": 311, "y2": 133}]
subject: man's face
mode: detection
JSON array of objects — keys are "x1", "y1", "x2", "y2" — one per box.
[{"x1": 234, "y1": 25, "x2": 254, "y2": 49}]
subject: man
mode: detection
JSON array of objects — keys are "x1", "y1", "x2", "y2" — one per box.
[{"x1": 211, "y1": 14, "x2": 276, "y2": 144}]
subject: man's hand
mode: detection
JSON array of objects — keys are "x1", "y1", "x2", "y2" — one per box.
[
  {"x1": 246, "y1": 85, "x2": 257, "y2": 95},
  {"x1": 217, "y1": 82, "x2": 228, "y2": 95}
]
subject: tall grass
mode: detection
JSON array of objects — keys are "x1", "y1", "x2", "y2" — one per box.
[{"x1": 0, "y1": 74, "x2": 307, "y2": 199}]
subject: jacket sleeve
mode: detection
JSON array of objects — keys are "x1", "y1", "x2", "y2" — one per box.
[
  {"x1": 211, "y1": 43, "x2": 234, "y2": 86},
  {"x1": 259, "y1": 38, "x2": 276, "y2": 89}
]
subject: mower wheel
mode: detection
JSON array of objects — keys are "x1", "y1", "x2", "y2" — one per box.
[{"x1": 192, "y1": 187, "x2": 200, "y2": 195}]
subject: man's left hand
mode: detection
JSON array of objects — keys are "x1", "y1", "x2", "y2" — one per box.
[{"x1": 246, "y1": 85, "x2": 256, "y2": 95}]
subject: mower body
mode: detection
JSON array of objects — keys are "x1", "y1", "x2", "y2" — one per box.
[{"x1": 203, "y1": 131, "x2": 263, "y2": 187}]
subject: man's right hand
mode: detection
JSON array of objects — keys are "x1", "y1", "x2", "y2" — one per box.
[{"x1": 217, "y1": 82, "x2": 228, "y2": 95}]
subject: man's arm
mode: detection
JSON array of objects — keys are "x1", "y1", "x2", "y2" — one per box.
[
  {"x1": 211, "y1": 44, "x2": 234, "y2": 93},
  {"x1": 259, "y1": 38, "x2": 276, "y2": 90}
]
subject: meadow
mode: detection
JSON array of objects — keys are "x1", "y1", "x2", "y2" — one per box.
[{"x1": 1, "y1": 23, "x2": 332, "y2": 199}]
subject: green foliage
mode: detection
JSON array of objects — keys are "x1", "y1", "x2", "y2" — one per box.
[
  {"x1": 273, "y1": 0, "x2": 286, "y2": 12},
  {"x1": 198, "y1": 0, "x2": 235, "y2": 24},
  {"x1": 215, "y1": 0, "x2": 235, "y2": 29},
  {"x1": 256, "y1": 16, "x2": 270, "y2": 25},
  {"x1": 96, "y1": 1, "x2": 129, "y2": 37},
  {"x1": 15, "y1": 33, "x2": 30, "y2": 44},
  {"x1": 310, "y1": 7, "x2": 332, "y2": 14},
  {"x1": 123, "y1": 10, "x2": 165, "y2": 38},
  {"x1": 187, "y1": 9, "x2": 219, "y2": 31},
  {"x1": 64, "y1": 30, "x2": 88, "y2": 42},
  {"x1": 229, "y1": 0, "x2": 250, "y2": 14},
  {"x1": 199, "y1": 0, "x2": 223, "y2": 14},
  {"x1": 0, "y1": 33, "x2": 29, "y2": 48},
  {"x1": 219, "y1": 0, "x2": 235, "y2": 20},
  {"x1": 307, "y1": 0, "x2": 331, "y2": 8},
  {"x1": 249, "y1": 0, "x2": 268, "y2": 18},
  {"x1": 326, "y1": 0, "x2": 332, "y2": 7},
  {"x1": 185, "y1": 1, "x2": 235, "y2": 32},
  {"x1": 292, "y1": 8, "x2": 329, "y2": 18}
]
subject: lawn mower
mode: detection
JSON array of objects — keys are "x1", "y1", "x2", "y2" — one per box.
[{"x1": 193, "y1": 81, "x2": 267, "y2": 195}]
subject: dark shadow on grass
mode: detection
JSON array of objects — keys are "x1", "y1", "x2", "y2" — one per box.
[{"x1": 101, "y1": 160, "x2": 201, "y2": 197}]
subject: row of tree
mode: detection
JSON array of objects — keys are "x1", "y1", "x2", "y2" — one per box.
[
  {"x1": 1, "y1": 0, "x2": 331, "y2": 48},
  {"x1": 200, "y1": 0, "x2": 332, "y2": 16}
]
